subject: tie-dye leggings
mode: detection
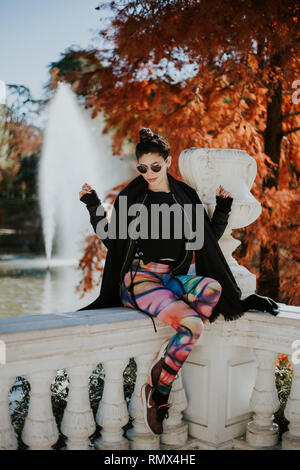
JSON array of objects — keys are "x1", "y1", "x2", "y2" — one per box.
[{"x1": 120, "y1": 259, "x2": 222, "y2": 395}]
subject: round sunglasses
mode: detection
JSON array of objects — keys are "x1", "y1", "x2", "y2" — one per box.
[{"x1": 136, "y1": 159, "x2": 168, "y2": 174}]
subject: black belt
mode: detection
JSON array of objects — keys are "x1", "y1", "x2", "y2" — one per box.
[{"x1": 133, "y1": 255, "x2": 176, "y2": 266}]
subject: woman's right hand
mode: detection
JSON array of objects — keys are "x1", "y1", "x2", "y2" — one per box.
[{"x1": 79, "y1": 183, "x2": 93, "y2": 200}]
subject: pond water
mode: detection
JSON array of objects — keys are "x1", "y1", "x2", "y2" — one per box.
[{"x1": 0, "y1": 253, "x2": 101, "y2": 318}]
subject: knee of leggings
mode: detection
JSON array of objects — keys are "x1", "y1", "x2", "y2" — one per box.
[
  {"x1": 179, "y1": 316, "x2": 203, "y2": 339},
  {"x1": 207, "y1": 278, "x2": 222, "y2": 294}
]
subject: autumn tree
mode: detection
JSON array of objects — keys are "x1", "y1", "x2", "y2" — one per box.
[
  {"x1": 0, "y1": 85, "x2": 43, "y2": 198},
  {"x1": 49, "y1": 0, "x2": 300, "y2": 304}
]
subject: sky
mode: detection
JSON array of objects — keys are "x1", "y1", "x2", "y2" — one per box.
[{"x1": 0, "y1": 0, "x2": 112, "y2": 124}]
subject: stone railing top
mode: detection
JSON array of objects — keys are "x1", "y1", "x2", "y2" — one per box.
[
  {"x1": 0, "y1": 308, "x2": 145, "y2": 335},
  {"x1": 0, "y1": 304, "x2": 299, "y2": 361},
  {"x1": 1, "y1": 303, "x2": 299, "y2": 335},
  {"x1": 0, "y1": 304, "x2": 298, "y2": 336}
]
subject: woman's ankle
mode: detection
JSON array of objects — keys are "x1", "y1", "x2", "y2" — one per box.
[{"x1": 152, "y1": 388, "x2": 170, "y2": 406}]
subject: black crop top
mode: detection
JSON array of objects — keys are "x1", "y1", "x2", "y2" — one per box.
[{"x1": 135, "y1": 189, "x2": 186, "y2": 265}]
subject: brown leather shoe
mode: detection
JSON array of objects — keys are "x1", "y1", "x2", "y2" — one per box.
[
  {"x1": 141, "y1": 383, "x2": 163, "y2": 435},
  {"x1": 157, "y1": 403, "x2": 171, "y2": 422},
  {"x1": 148, "y1": 339, "x2": 178, "y2": 388}
]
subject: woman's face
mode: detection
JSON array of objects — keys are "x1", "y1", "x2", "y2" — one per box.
[{"x1": 137, "y1": 152, "x2": 171, "y2": 187}]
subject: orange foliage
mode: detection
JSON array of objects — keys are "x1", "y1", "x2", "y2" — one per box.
[
  {"x1": 275, "y1": 353, "x2": 293, "y2": 371},
  {"x1": 51, "y1": 1, "x2": 300, "y2": 304},
  {"x1": 76, "y1": 232, "x2": 107, "y2": 297},
  {"x1": 0, "y1": 113, "x2": 42, "y2": 186}
]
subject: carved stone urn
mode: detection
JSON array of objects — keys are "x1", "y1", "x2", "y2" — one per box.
[{"x1": 179, "y1": 148, "x2": 261, "y2": 297}]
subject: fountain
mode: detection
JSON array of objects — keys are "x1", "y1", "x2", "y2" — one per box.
[
  {"x1": 38, "y1": 81, "x2": 135, "y2": 265},
  {"x1": 0, "y1": 82, "x2": 135, "y2": 317}
]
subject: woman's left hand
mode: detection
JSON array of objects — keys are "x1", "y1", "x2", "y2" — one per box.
[{"x1": 216, "y1": 185, "x2": 232, "y2": 198}]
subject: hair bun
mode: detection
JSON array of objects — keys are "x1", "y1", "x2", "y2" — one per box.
[
  {"x1": 136, "y1": 128, "x2": 170, "y2": 160},
  {"x1": 139, "y1": 127, "x2": 154, "y2": 142}
]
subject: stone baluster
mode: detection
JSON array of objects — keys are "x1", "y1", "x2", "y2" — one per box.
[
  {"x1": 22, "y1": 370, "x2": 59, "y2": 450},
  {"x1": 282, "y1": 359, "x2": 300, "y2": 450},
  {"x1": 160, "y1": 370, "x2": 188, "y2": 449},
  {"x1": 126, "y1": 353, "x2": 160, "y2": 450},
  {"x1": 60, "y1": 365, "x2": 96, "y2": 450},
  {"x1": 245, "y1": 349, "x2": 280, "y2": 448},
  {"x1": 0, "y1": 375, "x2": 18, "y2": 450},
  {"x1": 95, "y1": 359, "x2": 130, "y2": 450}
]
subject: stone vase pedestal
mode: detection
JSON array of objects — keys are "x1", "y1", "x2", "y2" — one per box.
[
  {"x1": 179, "y1": 148, "x2": 261, "y2": 298},
  {"x1": 178, "y1": 148, "x2": 260, "y2": 448}
]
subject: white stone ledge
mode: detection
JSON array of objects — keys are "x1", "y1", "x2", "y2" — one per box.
[
  {"x1": 203, "y1": 304, "x2": 300, "y2": 354},
  {"x1": 0, "y1": 308, "x2": 148, "y2": 334},
  {"x1": 0, "y1": 304, "x2": 299, "y2": 376},
  {"x1": 0, "y1": 308, "x2": 175, "y2": 376}
]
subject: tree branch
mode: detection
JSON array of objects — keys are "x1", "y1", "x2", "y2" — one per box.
[
  {"x1": 165, "y1": 97, "x2": 194, "y2": 117},
  {"x1": 283, "y1": 126, "x2": 300, "y2": 136},
  {"x1": 282, "y1": 111, "x2": 300, "y2": 120}
]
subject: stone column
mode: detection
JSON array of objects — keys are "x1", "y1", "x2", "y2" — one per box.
[
  {"x1": 127, "y1": 353, "x2": 160, "y2": 450},
  {"x1": 0, "y1": 375, "x2": 18, "y2": 450},
  {"x1": 160, "y1": 370, "x2": 189, "y2": 449},
  {"x1": 245, "y1": 349, "x2": 280, "y2": 448},
  {"x1": 95, "y1": 359, "x2": 130, "y2": 450},
  {"x1": 22, "y1": 370, "x2": 59, "y2": 450},
  {"x1": 60, "y1": 365, "x2": 96, "y2": 450}
]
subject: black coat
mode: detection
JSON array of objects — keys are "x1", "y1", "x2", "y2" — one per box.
[{"x1": 77, "y1": 172, "x2": 245, "y2": 324}]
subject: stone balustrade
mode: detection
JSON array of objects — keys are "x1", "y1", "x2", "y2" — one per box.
[
  {"x1": 1, "y1": 147, "x2": 298, "y2": 450},
  {"x1": 0, "y1": 308, "x2": 194, "y2": 450},
  {"x1": 0, "y1": 302, "x2": 300, "y2": 450}
]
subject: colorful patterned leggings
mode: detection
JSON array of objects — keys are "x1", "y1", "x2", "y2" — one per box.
[{"x1": 120, "y1": 259, "x2": 222, "y2": 395}]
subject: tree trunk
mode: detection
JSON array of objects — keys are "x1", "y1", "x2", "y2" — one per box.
[{"x1": 257, "y1": 81, "x2": 282, "y2": 300}]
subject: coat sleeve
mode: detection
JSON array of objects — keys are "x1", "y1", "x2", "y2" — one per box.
[
  {"x1": 210, "y1": 195, "x2": 233, "y2": 241},
  {"x1": 80, "y1": 189, "x2": 118, "y2": 250},
  {"x1": 190, "y1": 187, "x2": 233, "y2": 242}
]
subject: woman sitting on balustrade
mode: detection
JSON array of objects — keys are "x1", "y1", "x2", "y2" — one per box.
[{"x1": 78, "y1": 127, "x2": 279, "y2": 436}]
